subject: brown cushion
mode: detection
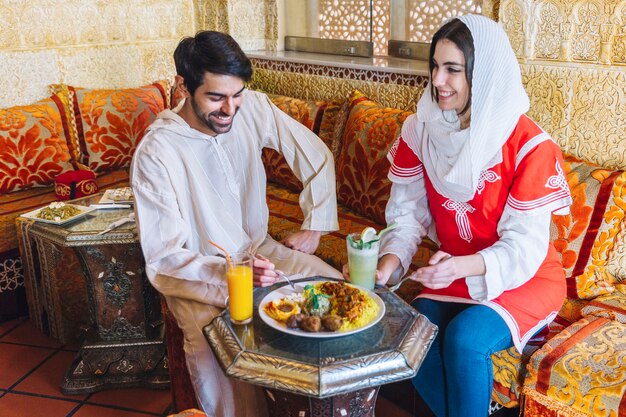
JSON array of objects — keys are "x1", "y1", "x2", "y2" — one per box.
[
  {"x1": 335, "y1": 90, "x2": 413, "y2": 224},
  {"x1": 0, "y1": 97, "x2": 76, "y2": 194},
  {"x1": 262, "y1": 94, "x2": 345, "y2": 192},
  {"x1": 51, "y1": 82, "x2": 170, "y2": 174},
  {"x1": 550, "y1": 155, "x2": 625, "y2": 300}
]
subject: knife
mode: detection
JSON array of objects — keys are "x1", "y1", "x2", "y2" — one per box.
[{"x1": 96, "y1": 213, "x2": 136, "y2": 235}]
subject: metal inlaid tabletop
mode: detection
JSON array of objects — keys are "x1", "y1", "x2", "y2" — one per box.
[
  {"x1": 21, "y1": 194, "x2": 136, "y2": 245},
  {"x1": 204, "y1": 277, "x2": 437, "y2": 398}
]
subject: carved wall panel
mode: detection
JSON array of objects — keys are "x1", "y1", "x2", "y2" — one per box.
[
  {"x1": 196, "y1": 0, "x2": 230, "y2": 33},
  {"x1": 569, "y1": 67, "x2": 626, "y2": 169},
  {"x1": 229, "y1": 0, "x2": 274, "y2": 51},
  {"x1": 570, "y1": 1, "x2": 601, "y2": 62},
  {"x1": 613, "y1": 3, "x2": 626, "y2": 64},
  {"x1": 500, "y1": 0, "x2": 525, "y2": 58},
  {"x1": 480, "y1": 0, "x2": 501, "y2": 20},
  {"x1": 521, "y1": 64, "x2": 571, "y2": 151},
  {"x1": 249, "y1": 59, "x2": 427, "y2": 111},
  {"x1": 501, "y1": 0, "x2": 626, "y2": 65},
  {"x1": 534, "y1": 1, "x2": 564, "y2": 59},
  {"x1": 522, "y1": 62, "x2": 626, "y2": 170}
]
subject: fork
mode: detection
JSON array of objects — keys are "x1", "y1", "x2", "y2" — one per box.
[
  {"x1": 274, "y1": 269, "x2": 296, "y2": 290},
  {"x1": 385, "y1": 255, "x2": 453, "y2": 292},
  {"x1": 385, "y1": 274, "x2": 415, "y2": 292}
]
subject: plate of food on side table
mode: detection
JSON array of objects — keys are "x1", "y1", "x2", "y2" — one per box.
[
  {"x1": 259, "y1": 279, "x2": 385, "y2": 338},
  {"x1": 21, "y1": 202, "x2": 96, "y2": 225},
  {"x1": 98, "y1": 187, "x2": 134, "y2": 205}
]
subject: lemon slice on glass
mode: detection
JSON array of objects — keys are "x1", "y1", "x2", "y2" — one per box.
[{"x1": 361, "y1": 226, "x2": 378, "y2": 244}]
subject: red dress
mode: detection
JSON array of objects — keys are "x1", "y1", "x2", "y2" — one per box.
[{"x1": 389, "y1": 115, "x2": 570, "y2": 351}]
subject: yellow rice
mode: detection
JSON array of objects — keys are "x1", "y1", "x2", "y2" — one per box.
[{"x1": 316, "y1": 283, "x2": 379, "y2": 331}]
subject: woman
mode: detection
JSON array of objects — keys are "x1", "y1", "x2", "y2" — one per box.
[{"x1": 374, "y1": 15, "x2": 572, "y2": 416}]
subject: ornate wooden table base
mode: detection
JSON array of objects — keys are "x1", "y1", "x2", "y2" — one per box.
[
  {"x1": 264, "y1": 387, "x2": 379, "y2": 417},
  {"x1": 18, "y1": 197, "x2": 170, "y2": 394},
  {"x1": 62, "y1": 339, "x2": 169, "y2": 395}
]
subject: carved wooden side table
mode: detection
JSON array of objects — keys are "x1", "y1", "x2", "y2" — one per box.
[
  {"x1": 205, "y1": 277, "x2": 437, "y2": 417},
  {"x1": 17, "y1": 194, "x2": 169, "y2": 394}
]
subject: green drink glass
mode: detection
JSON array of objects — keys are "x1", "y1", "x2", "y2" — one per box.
[{"x1": 346, "y1": 232, "x2": 379, "y2": 290}]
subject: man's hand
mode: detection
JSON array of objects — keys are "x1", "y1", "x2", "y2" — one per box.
[
  {"x1": 252, "y1": 254, "x2": 280, "y2": 287},
  {"x1": 281, "y1": 230, "x2": 321, "y2": 254}
]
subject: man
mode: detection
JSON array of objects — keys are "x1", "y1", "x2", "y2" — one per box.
[{"x1": 130, "y1": 31, "x2": 341, "y2": 417}]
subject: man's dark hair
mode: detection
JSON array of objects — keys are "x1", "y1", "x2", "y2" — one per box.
[
  {"x1": 173, "y1": 31, "x2": 253, "y2": 95},
  {"x1": 429, "y1": 19, "x2": 474, "y2": 117}
]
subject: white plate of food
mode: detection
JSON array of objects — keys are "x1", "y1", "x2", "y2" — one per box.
[
  {"x1": 21, "y1": 202, "x2": 96, "y2": 225},
  {"x1": 99, "y1": 187, "x2": 134, "y2": 205},
  {"x1": 259, "y1": 279, "x2": 385, "y2": 338}
]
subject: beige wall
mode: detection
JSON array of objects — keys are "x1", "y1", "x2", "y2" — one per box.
[
  {"x1": 499, "y1": 0, "x2": 626, "y2": 170},
  {"x1": 3, "y1": 0, "x2": 624, "y2": 169},
  {"x1": 0, "y1": 0, "x2": 198, "y2": 107},
  {"x1": 0, "y1": 0, "x2": 279, "y2": 108}
]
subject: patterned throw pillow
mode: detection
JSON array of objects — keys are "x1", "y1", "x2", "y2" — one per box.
[
  {"x1": 550, "y1": 155, "x2": 625, "y2": 299},
  {"x1": 262, "y1": 94, "x2": 345, "y2": 192},
  {"x1": 523, "y1": 316, "x2": 626, "y2": 417},
  {"x1": 335, "y1": 90, "x2": 413, "y2": 224},
  {"x1": 51, "y1": 81, "x2": 170, "y2": 174},
  {"x1": 0, "y1": 98, "x2": 76, "y2": 194},
  {"x1": 580, "y1": 284, "x2": 626, "y2": 323}
]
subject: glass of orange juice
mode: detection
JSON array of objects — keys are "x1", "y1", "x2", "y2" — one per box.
[{"x1": 225, "y1": 252, "x2": 254, "y2": 324}]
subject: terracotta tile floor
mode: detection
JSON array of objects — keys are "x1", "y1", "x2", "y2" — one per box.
[
  {"x1": 0, "y1": 316, "x2": 413, "y2": 417},
  {"x1": 0, "y1": 317, "x2": 172, "y2": 417}
]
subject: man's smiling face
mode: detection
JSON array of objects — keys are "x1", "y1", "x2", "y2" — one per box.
[{"x1": 185, "y1": 72, "x2": 245, "y2": 136}]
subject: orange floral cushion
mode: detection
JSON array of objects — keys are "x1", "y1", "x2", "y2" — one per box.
[
  {"x1": 523, "y1": 316, "x2": 626, "y2": 417},
  {"x1": 262, "y1": 94, "x2": 345, "y2": 192},
  {"x1": 51, "y1": 81, "x2": 170, "y2": 174},
  {"x1": 0, "y1": 98, "x2": 76, "y2": 194},
  {"x1": 550, "y1": 155, "x2": 625, "y2": 300},
  {"x1": 335, "y1": 90, "x2": 413, "y2": 224}
]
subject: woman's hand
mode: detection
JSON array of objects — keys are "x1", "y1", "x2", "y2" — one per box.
[
  {"x1": 342, "y1": 254, "x2": 401, "y2": 287},
  {"x1": 252, "y1": 254, "x2": 280, "y2": 287},
  {"x1": 342, "y1": 264, "x2": 387, "y2": 285},
  {"x1": 411, "y1": 251, "x2": 485, "y2": 290},
  {"x1": 412, "y1": 251, "x2": 457, "y2": 290}
]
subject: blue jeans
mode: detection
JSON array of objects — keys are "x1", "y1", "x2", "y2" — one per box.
[{"x1": 411, "y1": 298, "x2": 513, "y2": 417}]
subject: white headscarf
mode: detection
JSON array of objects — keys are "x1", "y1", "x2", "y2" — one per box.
[{"x1": 402, "y1": 14, "x2": 530, "y2": 202}]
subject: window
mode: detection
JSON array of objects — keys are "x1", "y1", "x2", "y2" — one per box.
[{"x1": 283, "y1": 0, "x2": 482, "y2": 58}]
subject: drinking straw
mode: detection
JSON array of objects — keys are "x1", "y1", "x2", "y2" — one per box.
[{"x1": 208, "y1": 240, "x2": 233, "y2": 270}]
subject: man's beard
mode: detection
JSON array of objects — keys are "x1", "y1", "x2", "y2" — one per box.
[{"x1": 191, "y1": 96, "x2": 238, "y2": 135}]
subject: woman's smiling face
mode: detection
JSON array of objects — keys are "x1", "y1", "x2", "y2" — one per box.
[{"x1": 431, "y1": 38, "x2": 471, "y2": 127}]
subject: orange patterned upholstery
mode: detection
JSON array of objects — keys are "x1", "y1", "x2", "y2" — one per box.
[
  {"x1": 551, "y1": 155, "x2": 625, "y2": 300},
  {"x1": 335, "y1": 90, "x2": 412, "y2": 225},
  {"x1": 523, "y1": 316, "x2": 626, "y2": 416},
  {"x1": 266, "y1": 182, "x2": 437, "y2": 281},
  {"x1": 51, "y1": 82, "x2": 170, "y2": 174},
  {"x1": 167, "y1": 409, "x2": 206, "y2": 417},
  {"x1": 0, "y1": 98, "x2": 76, "y2": 194},
  {"x1": 262, "y1": 94, "x2": 346, "y2": 192}
]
